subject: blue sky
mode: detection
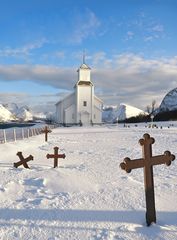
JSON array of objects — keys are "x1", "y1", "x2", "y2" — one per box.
[{"x1": 0, "y1": 0, "x2": 177, "y2": 112}]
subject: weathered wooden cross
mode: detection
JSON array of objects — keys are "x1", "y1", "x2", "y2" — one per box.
[
  {"x1": 41, "y1": 126, "x2": 52, "y2": 142},
  {"x1": 14, "y1": 152, "x2": 34, "y2": 169},
  {"x1": 46, "y1": 146, "x2": 66, "y2": 168},
  {"x1": 120, "y1": 133, "x2": 175, "y2": 226}
]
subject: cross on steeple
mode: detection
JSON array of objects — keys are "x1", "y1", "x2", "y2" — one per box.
[{"x1": 120, "y1": 133, "x2": 175, "y2": 226}]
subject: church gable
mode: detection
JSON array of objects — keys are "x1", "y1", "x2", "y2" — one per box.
[{"x1": 78, "y1": 63, "x2": 91, "y2": 70}]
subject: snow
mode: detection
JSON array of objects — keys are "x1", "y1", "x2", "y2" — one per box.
[
  {"x1": 102, "y1": 103, "x2": 147, "y2": 122},
  {"x1": 0, "y1": 104, "x2": 15, "y2": 122},
  {"x1": 0, "y1": 124, "x2": 177, "y2": 239},
  {"x1": 0, "y1": 103, "x2": 44, "y2": 122},
  {"x1": 16, "y1": 107, "x2": 33, "y2": 121},
  {"x1": 117, "y1": 103, "x2": 147, "y2": 120}
]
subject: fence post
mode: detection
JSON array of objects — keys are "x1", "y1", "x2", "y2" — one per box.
[
  {"x1": 27, "y1": 129, "x2": 30, "y2": 138},
  {"x1": 13, "y1": 129, "x2": 16, "y2": 142},
  {"x1": 3, "y1": 129, "x2": 7, "y2": 143},
  {"x1": 22, "y1": 128, "x2": 24, "y2": 139}
]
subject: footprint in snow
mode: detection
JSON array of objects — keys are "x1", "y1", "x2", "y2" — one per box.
[{"x1": 23, "y1": 178, "x2": 45, "y2": 188}]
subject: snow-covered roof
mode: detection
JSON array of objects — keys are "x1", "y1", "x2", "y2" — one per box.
[
  {"x1": 55, "y1": 92, "x2": 74, "y2": 105},
  {"x1": 94, "y1": 95, "x2": 103, "y2": 103}
]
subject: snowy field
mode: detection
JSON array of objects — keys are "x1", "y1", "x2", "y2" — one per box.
[{"x1": 0, "y1": 123, "x2": 177, "y2": 240}]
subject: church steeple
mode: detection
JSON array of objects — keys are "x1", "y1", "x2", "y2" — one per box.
[{"x1": 77, "y1": 51, "x2": 91, "y2": 83}]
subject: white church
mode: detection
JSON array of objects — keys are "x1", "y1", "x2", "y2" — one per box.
[{"x1": 55, "y1": 60, "x2": 103, "y2": 125}]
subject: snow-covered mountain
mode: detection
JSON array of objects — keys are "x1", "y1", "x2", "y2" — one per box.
[
  {"x1": 0, "y1": 104, "x2": 15, "y2": 122},
  {"x1": 0, "y1": 103, "x2": 47, "y2": 122},
  {"x1": 159, "y1": 88, "x2": 177, "y2": 112},
  {"x1": 102, "y1": 105, "x2": 118, "y2": 123},
  {"x1": 117, "y1": 103, "x2": 147, "y2": 121},
  {"x1": 4, "y1": 103, "x2": 19, "y2": 115},
  {"x1": 16, "y1": 107, "x2": 33, "y2": 121},
  {"x1": 102, "y1": 103, "x2": 147, "y2": 122}
]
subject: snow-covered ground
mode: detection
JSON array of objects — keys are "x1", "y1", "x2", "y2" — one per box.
[{"x1": 0, "y1": 123, "x2": 177, "y2": 240}]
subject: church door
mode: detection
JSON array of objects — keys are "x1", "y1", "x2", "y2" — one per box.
[{"x1": 80, "y1": 111, "x2": 90, "y2": 125}]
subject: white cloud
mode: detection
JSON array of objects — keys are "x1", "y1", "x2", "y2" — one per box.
[
  {"x1": 125, "y1": 31, "x2": 134, "y2": 40},
  {"x1": 144, "y1": 36, "x2": 154, "y2": 42},
  {"x1": 124, "y1": 13, "x2": 165, "y2": 43},
  {"x1": 0, "y1": 64, "x2": 76, "y2": 89},
  {"x1": 69, "y1": 9, "x2": 101, "y2": 44},
  {"x1": 0, "y1": 38, "x2": 47, "y2": 58},
  {"x1": 0, "y1": 53, "x2": 177, "y2": 110},
  {"x1": 54, "y1": 51, "x2": 65, "y2": 59},
  {"x1": 151, "y1": 24, "x2": 164, "y2": 32}
]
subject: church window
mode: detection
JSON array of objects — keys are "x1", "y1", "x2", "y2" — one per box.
[{"x1": 83, "y1": 101, "x2": 87, "y2": 106}]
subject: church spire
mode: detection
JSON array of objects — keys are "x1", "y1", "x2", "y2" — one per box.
[
  {"x1": 78, "y1": 50, "x2": 91, "y2": 70},
  {"x1": 83, "y1": 49, "x2": 86, "y2": 64}
]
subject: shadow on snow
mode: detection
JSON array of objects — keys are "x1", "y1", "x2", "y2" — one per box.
[{"x1": 0, "y1": 208, "x2": 176, "y2": 225}]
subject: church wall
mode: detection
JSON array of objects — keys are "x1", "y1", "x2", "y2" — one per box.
[
  {"x1": 56, "y1": 101, "x2": 62, "y2": 123},
  {"x1": 78, "y1": 70, "x2": 90, "y2": 82},
  {"x1": 93, "y1": 97, "x2": 103, "y2": 123},
  {"x1": 56, "y1": 93, "x2": 75, "y2": 124},
  {"x1": 64, "y1": 104, "x2": 75, "y2": 124},
  {"x1": 93, "y1": 106, "x2": 102, "y2": 123},
  {"x1": 77, "y1": 85, "x2": 93, "y2": 123}
]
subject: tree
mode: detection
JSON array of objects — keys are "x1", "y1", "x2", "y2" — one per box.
[
  {"x1": 146, "y1": 105, "x2": 151, "y2": 114},
  {"x1": 146, "y1": 100, "x2": 157, "y2": 114},
  {"x1": 151, "y1": 100, "x2": 156, "y2": 114}
]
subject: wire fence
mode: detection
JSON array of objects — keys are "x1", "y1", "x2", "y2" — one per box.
[{"x1": 0, "y1": 124, "x2": 58, "y2": 144}]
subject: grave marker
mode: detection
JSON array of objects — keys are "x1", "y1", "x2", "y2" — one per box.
[
  {"x1": 41, "y1": 126, "x2": 52, "y2": 142},
  {"x1": 14, "y1": 152, "x2": 34, "y2": 168},
  {"x1": 46, "y1": 146, "x2": 66, "y2": 168},
  {"x1": 120, "y1": 133, "x2": 175, "y2": 226}
]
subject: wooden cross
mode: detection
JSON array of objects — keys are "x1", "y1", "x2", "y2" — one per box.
[
  {"x1": 46, "y1": 146, "x2": 66, "y2": 168},
  {"x1": 41, "y1": 126, "x2": 52, "y2": 142},
  {"x1": 14, "y1": 152, "x2": 34, "y2": 169},
  {"x1": 120, "y1": 133, "x2": 175, "y2": 226}
]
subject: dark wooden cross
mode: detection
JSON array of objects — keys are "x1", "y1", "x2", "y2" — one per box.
[
  {"x1": 14, "y1": 152, "x2": 34, "y2": 169},
  {"x1": 41, "y1": 126, "x2": 52, "y2": 142},
  {"x1": 46, "y1": 146, "x2": 66, "y2": 168},
  {"x1": 120, "y1": 133, "x2": 175, "y2": 226}
]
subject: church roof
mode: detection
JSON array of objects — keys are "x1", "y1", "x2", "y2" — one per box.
[
  {"x1": 94, "y1": 95, "x2": 103, "y2": 103},
  {"x1": 55, "y1": 92, "x2": 74, "y2": 105},
  {"x1": 78, "y1": 63, "x2": 91, "y2": 71}
]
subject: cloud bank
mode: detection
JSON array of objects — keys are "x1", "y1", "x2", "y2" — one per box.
[{"x1": 0, "y1": 53, "x2": 177, "y2": 110}]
